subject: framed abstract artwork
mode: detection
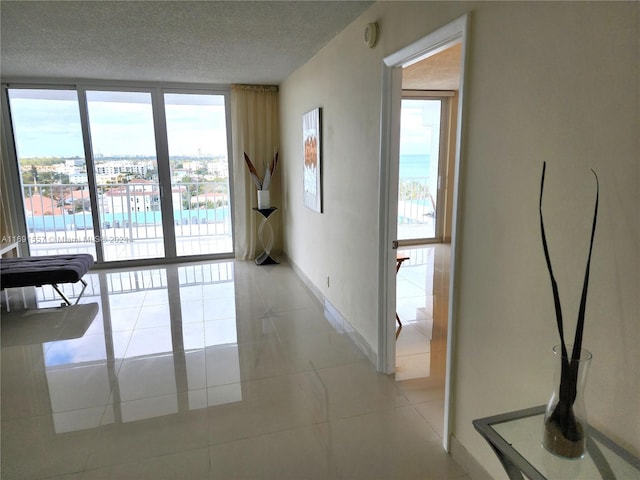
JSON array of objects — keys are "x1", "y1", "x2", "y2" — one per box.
[{"x1": 302, "y1": 107, "x2": 322, "y2": 212}]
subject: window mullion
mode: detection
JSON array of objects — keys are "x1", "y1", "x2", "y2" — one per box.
[
  {"x1": 77, "y1": 85, "x2": 105, "y2": 263},
  {"x1": 152, "y1": 88, "x2": 177, "y2": 259}
]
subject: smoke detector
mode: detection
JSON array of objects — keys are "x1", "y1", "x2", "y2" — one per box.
[{"x1": 364, "y1": 22, "x2": 379, "y2": 48}]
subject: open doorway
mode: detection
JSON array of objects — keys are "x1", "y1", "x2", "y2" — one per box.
[
  {"x1": 394, "y1": 46, "x2": 461, "y2": 445},
  {"x1": 395, "y1": 46, "x2": 460, "y2": 381},
  {"x1": 377, "y1": 14, "x2": 469, "y2": 451}
]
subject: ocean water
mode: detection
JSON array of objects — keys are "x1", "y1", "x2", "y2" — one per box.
[{"x1": 399, "y1": 154, "x2": 430, "y2": 179}]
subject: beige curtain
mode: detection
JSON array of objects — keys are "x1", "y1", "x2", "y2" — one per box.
[
  {"x1": 230, "y1": 84, "x2": 280, "y2": 260},
  {"x1": 0, "y1": 129, "x2": 18, "y2": 243}
]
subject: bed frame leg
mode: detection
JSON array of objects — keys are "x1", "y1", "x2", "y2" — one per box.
[
  {"x1": 51, "y1": 278, "x2": 87, "y2": 306},
  {"x1": 76, "y1": 279, "x2": 88, "y2": 305},
  {"x1": 51, "y1": 284, "x2": 72, "y2": 306}
]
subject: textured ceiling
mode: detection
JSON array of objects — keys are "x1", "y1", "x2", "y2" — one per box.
[
  {"x1": 402, "y1": 43, "x2": 462, "y2": 91},
  {"x1": 0, "y1": 0, "x2": 373, "y2": 85}
]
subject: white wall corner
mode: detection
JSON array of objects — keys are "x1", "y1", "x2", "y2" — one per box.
[
  {"x1": 284, "y1": 252, "x2": 378, "y2": 367},
  {"x1": 324, "y1": 299, "x2": 377, "y2": 366},
  {"x1": 449, "y1": 435, "x2": 494, "y2": 480}
]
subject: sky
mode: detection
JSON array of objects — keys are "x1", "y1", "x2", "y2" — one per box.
[
  {"x1": 8, "y1": 89, "x2": 439, "y2": 166},
  {"x1": 399, "y1": 99, "x2": 441, "y2": 157},
  {"x1": 8, "y1": 89, "x2": 228, "y2": 159}
]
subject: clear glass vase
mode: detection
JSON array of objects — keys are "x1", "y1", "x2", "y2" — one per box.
[{"x1": 543, "y1": 344, "x2": 592, "y2": 459}]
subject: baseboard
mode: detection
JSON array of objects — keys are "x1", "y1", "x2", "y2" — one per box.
[
  {"x1": 323, "y1": 297, "x2": 377, "y2": 366},
  {"x1": 450, "y1": 435, "x2": 494, "y2": 480},
  {"x1": 283, "y1": 252, "x2": 378, "y2": 367}
]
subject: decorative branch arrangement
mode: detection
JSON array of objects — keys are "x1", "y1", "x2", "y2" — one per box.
[
  {"x1": 244, "y1": 152, "x2": 278, "y2": 191},
  {"x1": 539, "y1": 161, "x2": 599, "y2": 457}
]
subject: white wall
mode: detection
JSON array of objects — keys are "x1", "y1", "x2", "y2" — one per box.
[
  {"x1": 279, "y1": 12, "x2": 385, "y2": 355},
  {"x1": 279, "y1": 2, "x2": 639, "y2": 478}
]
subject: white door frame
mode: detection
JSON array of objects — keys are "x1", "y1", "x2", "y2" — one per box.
[{"x1": 376, "y1": 13, "x2": 470, "y2": 452}]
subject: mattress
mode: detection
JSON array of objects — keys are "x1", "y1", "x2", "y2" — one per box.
[{"x1": 0, "y1": 254, "x2": 94, "y2": 289}]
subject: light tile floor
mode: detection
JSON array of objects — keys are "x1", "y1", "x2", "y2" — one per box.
[
  {"x1": 395, "y1": 244, "x2": 450, "y2": 438},
  {"x1": 1, "y1": 256, "x2": 469, "y2": 480}
]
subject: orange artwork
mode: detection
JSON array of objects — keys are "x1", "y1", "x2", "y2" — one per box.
[
  {"x1": 303, "y1": 108, "x2": 321, "y2": 212},
  {"x1": 304, "y1": 136, "x2": 318, "y2": 169}
]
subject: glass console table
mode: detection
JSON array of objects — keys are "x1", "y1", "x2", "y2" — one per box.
[
  {"x1": 253, "y1": 207, "x2": 278, "y2": 265},
  {"x1": 473, "y1": 405, "x2": 640, "y2": 480}
]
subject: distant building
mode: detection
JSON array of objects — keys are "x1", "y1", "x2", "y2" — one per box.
[
  {"x1": 189, "y1": 192, "x2": 229, "y2": 206},
  {"x1": 102, "y1": 180, "x2": 185, "y2": 214},
  {"x1": 64, "y1": 158, "x2": 84, "y2": 170},
  {"x1": 94, "y1": 161, "x2": 149, "y2": 177},
  {"x1": 24, "y1": 194, "x2": 64, "y2": 216},
  {"x1": 68, "y1": 173, "x2": 89, "y2": 184},
  {"x1": 207, "y1": 161, "x2": 229, "y2": 178}
]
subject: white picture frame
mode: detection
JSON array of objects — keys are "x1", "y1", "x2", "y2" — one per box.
[{"x1": 302, "y1": 107, "x2": 322, "y2": 212}]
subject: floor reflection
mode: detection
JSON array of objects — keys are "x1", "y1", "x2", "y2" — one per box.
[
  {"x1": 394, "y1": 244, "x2": 450, "y2": 439},
  {"x1": 1, "y1": 303, "x2": 98, "y2": 348},
  {"x1": 3, "y1": 262, "x2": 242, "y2": 433},
  {"x1": 395, "y1": 244, "x2": 450, "y2": 382},
  {"x1": 1, "y1": 258, "x2": 469, "y2": 480}
]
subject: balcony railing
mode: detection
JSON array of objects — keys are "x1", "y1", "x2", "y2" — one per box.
[
  {"x1": 32, "y1": 261, "x2": 235, "y2": 306},
  {"x1": 397, "y1": 177, "x2": 436, "y2": 240},
  {"x1": 21, "y1": 178, "x2": 435, "y2": 258},
  {"x1": 22, "y1": 181, "x2": 232, "y2": 258}
]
